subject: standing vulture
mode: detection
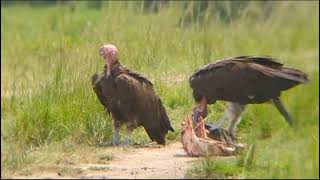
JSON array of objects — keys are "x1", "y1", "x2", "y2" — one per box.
[
  {"x1": 189, "y1": 56, "x2": 308, "y2": 138},
  {"x1": 92, "y1": 44, "x2": 174, "y2": 146}
]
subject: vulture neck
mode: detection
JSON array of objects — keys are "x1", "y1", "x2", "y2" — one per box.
[{"x1": 104, "y1": 60, "x2": 121, "y2": 77}]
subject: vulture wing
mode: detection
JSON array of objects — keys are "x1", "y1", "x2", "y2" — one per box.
[
  {"x1": 92, "y1": 73, "x2": 111, "y2": 114},
  {"x1": 114, "y1": 69, "x2": 174, "y2": 145},
  {"x1": 190, "y1": 56, "x2": 308, "y2": 104}
]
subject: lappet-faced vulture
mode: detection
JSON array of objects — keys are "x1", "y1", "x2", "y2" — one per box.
[
  {"x1": 189, "y1": 56, "x2": 308, "y2": 138},
  {"x1": 92, "y1": 44, "x2": 174, "y2": 146}
]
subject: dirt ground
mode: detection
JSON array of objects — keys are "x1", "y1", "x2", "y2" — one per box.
[{"x1": 11, "y1": 142, "x2": 201, "y2": 179}]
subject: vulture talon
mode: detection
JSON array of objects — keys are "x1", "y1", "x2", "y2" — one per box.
[
  {"x1": 112, "y1": 140, "x2": 120, "y2": 146},
  {"x1": 124, "y1": 137, "x2": 132, "y2": 146},
  {"x1": 120, "y1": 143, "x2": 130, "y2": 147},
  {"x1": 99, "y1": 141, "x2": 114, "y2": 147}
]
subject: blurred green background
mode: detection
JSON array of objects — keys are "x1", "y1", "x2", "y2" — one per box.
[{"x1": 1, "y1": 1, "x2": 319, "y2": 178}]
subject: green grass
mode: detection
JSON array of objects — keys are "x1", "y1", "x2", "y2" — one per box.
[
  {"x1": 1, "y1": 1, "x2": 319, "y2": 178},
  {"x1": 186, "y1": 157, "x2": 243, "y2": 178}
]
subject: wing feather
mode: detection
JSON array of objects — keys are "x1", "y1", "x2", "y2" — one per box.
[
  {"x1": 92, "y1": 73, "x2": 111, "y2": 113},
  {"x1": 189, "y1": 56, "x2": 308, "y2": 104},
  {"x1": 115, "y1": 71, "x2": 174, "y2": 144}
]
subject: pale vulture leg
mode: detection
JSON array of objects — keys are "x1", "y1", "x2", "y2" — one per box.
[
  {"x1": 271, "y1": 97, "x2": 293, "y2": 126},
  {"x1": 112, "y1": 119, "x2": 120, "y2": 145},
  {"x1": 214, "y1": 102, "x2": 245, "y2": 138},
  {"x1": 124, "y1": 121, "x2": 135, "y2": 146},
  {"x1": 227, "y1": 102, "x2": 245, "y2": 138}
]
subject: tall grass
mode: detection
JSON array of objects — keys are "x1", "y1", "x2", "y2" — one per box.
[{"x1": 1, "y1": 1, "x2": 319, "y2": 178}]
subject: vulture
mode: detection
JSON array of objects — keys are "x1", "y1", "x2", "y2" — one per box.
[
  {"x1": 189, "y1": 56, "x2": 308, "y2": 138},
  {"x1": 92, "y1": 44, "x2": 174, "y2": 146}
]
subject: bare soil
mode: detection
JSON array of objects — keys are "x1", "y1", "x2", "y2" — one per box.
[{"x1": 11, "y1": 142, "x2": 200, "y2": 179}]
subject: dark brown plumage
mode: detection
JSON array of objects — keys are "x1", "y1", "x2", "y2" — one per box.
[
  {"x1": 92, "y1": 63, "x2": 174, "y2": 145},
  {"x1": 189, "y1": 56, "x2": 308, "y2": 138},
  {"x1": 190, "y1": 56, "x2": 308, "y2": 105}
]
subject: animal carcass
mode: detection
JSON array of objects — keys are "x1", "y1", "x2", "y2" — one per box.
[{"x1": 180, "y1": 116, "x2": 237, "y2": 157}]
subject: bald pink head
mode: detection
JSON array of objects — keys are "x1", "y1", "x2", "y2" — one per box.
[{"x1": 99, "y1": 44, "x2": 118, "y2": 66}]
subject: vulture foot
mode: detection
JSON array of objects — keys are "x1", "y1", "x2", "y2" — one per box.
[
  {"x1": 112, "y1": 141, "x2": 120, "y2": 146},
  {"x1": 112, "y1": 135, "x2": 120, "y2": 146},
  {"x1": 123, "y1": 140, "x2": 133, "y2": 146},
  {"x1": 99, "y1": 140, "x2": 118, "y2": 147},
  {"x1": 120, "y1": 143, "x2": 130, "y2": 147},
  {"x1": 124, "y1": 130, "x2": 134, "y2": 146},
  {"x1": 144, "y1": 142, "x2": 164, "y2": 148},
  {"x1": 112, "y1": 127, "x2": 120, "y2": 145}
]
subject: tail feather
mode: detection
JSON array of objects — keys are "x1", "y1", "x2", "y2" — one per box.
[
  {"x1": 280, "y1": 67, "x2": 309, "y2": 83},
  {"x1": 246, "y1": 56, "x2": 309, "y2": 84},
  {"x1": 158, "y1": 100, "x2": 175, "y2": 132},
  {"x1": 143, "y1": 103, "x2": 174, "y2": 145},
  {"x1": 160, "y1": 111, "x2": 175, "y2": 132},
  {"x1": 142, "y1": 98, "x2": 174, "y2": 145},
  {"x1": 261, "y1": 66, "x2": 309, "y2": 83},
  {"x1": 145, "y1": 128, "x2": 166, "y2": 145}
]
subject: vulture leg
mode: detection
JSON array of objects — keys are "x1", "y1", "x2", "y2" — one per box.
[
  {"x1": 124, "y1": 121, "x2": 135, "y2": 146},
  {"x1": 112, "y1": 119, "x2": 120, "y2": 145},
  {"x1": 192, "y1": 97, "x2": 208, "y2": 127},
  {"x1": 213, "y1": 102, "x2": 245, "y2": 130},
  {"x1": 211, "y1": 102, "x2": 245, "y2": 138},
  {"x1": 227, "y1": 102, "x2": 245, "y2": 138},
  {"x1": 124, "y1": 129, "x2": 133, "y2": 146},
  {"x1": 213, "y1": 107, "x2": 232, "y2": 128},
  {"x1": 271, "y1": 97, "x2": 293, "y2": 126}
]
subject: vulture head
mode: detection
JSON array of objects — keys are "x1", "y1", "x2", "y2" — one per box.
[{"x1": 99, "y1": 44, "x2": 118, "y2": 67}]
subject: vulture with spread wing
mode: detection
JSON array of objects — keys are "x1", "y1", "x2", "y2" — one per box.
[
  {"x1": 189, "y1": 56, "x2": 308, "y2": 138},
  {"x1": 92, "y1": 44, "x2": 174, "y2": 146}
]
